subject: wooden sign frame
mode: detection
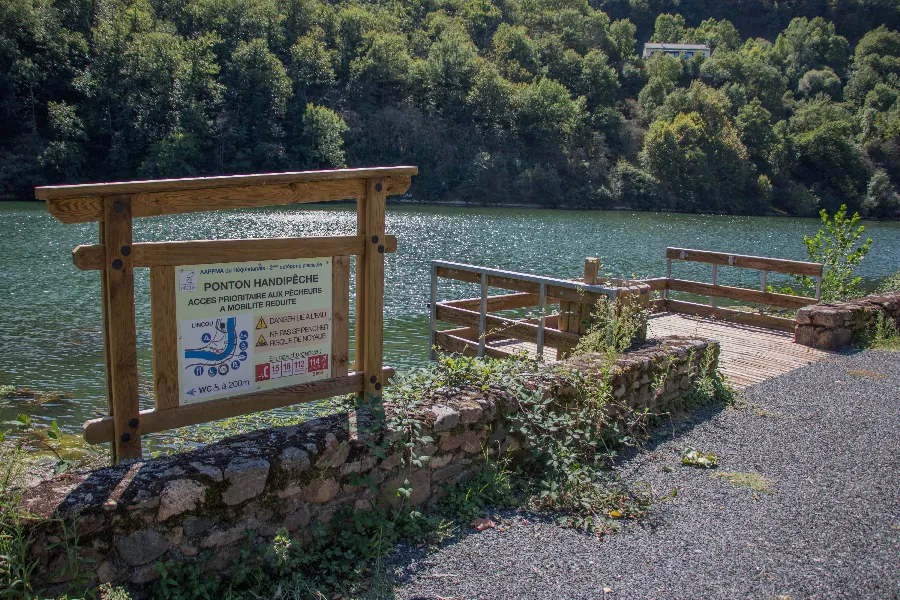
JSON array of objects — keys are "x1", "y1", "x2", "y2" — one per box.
[{"x1": 36, "y1": 167, "x2": 417, "y2": 462}]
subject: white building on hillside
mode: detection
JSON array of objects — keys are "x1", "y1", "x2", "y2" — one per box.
[{"x1": 642, "y1": 43, "x2": 711, "y2": 59}]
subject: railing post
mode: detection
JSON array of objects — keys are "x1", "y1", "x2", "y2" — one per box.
[
  {"x1": 760, "y1": 269, "x2": 767, "y2": 312},
  {"x1": 536, "y1": 283, "x2": 546, "y2": 358},
  {"x1": 664, "y1": 258, "x2": 672, "y2": 300},
  {"x1": 815, "y1": 276, "x2": 822, "y2": 300},
  {"x1": 478, "y1": 272, "x2": 488, "y2": 358},
  {"x1": 710, "y1": 264, "x2": 718, "y2": 307},
  {"x1": 429, "y1": 262, "x2": 437, "y2": 361}
]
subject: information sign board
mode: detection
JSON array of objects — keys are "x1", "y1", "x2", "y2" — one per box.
[{"x1": 175, "y1": 257, "x2": 332, "y2": 404}]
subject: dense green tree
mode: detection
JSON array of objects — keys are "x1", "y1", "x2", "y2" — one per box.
[
  {"x1": 221, "y1": 38, "x2": 292, "y2": 170},
  {"x1": 300, "y1": 104, "x2": 348, "y2": 168},
  {"x1": 650, "y1": 14, "x2": 686, "y2": 43},
  {"x1": 772, "y1": 17, "x2": 851, "y2": 83}
]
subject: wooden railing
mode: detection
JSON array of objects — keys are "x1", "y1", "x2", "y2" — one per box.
[
  {"x1": 658, "y1": 247, "x2": 823, "y2": 332},
  {"x1": 430, "y1": 261, "x2": 620, "y2": 359}
]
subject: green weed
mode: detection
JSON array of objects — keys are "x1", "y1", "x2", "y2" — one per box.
[{"x1": 712, "y1": 471, "x2": 776, "y2": 494}]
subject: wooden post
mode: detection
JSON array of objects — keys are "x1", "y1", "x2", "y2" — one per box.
[
  {"x1": 556, "y1": 257, "x2": 600, "y2": 359},
  {"x1": 352, "y1": 179, "x2": 386, "y2": 437},
  {"x1": 103, "y1": 195, "x2": 142, "y2": 461},
  {"x1": 150, "y1": 266, "x2": 179, "y2": 410},
  {"x1": 98, "y1": 221, "x2": 116, "y2": 462},
  {"x1": 578, "y1": 257, "x2": 601, "y2": 335},
  {"x1": 332, "y1": 256, "x2": 350, "y2": 378},
  {"x1": 363, "y1": 179, "x2": 386, "y2": 400}
]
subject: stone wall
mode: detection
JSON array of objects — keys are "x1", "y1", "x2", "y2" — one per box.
[
  {"x1": 794, "y1": 292, "x2": 900, "y2": 350},
  {"x1": 18, "y1": 337, "x2": 718, "y2": 596}
]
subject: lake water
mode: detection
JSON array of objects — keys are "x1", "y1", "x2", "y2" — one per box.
[{"x1": 2, "y1": 201, "x2": 899, "y2": 436}]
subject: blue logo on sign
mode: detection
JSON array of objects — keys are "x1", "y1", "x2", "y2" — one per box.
[
  {"x1": 201, "y1": 333, "x2": 212, "y2": 343},
  {"x1": 239, "y1": 341, "x2": 249, "y2": 351},
  {"x1": 208, "y1": 367, "x2": 217, "y2": 377},
  {"x1": 239, "y1": 352, "x2": 248, "y2": 361},
  {"x1": 193, "y1": 366, "x2": 203, "y2": 376},
  {"x1": 239, "y1": 331, "x2": 249, "y2": 341},
  {"x1": 231, "y1": 360, "x2": 241, "y2": 370}
]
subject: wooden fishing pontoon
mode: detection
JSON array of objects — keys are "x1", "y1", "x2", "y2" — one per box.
[{"x1": 430, "y1": 248, "x2": 835, "y2": 389}]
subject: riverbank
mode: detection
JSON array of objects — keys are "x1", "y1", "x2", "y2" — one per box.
[{"x1": 10, "y1": 194, "x2": 900, "y2": 221}]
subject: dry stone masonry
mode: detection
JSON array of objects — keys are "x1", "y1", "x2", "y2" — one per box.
[
  {"x1": 19, "y1": 337, "x2": 718, "y2": 595},
  {"x1": 795, "y1": 292, "x2": 900, "y2": 350}
]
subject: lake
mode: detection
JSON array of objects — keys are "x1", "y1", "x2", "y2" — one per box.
[{"x1": 2, "y1": 201, "x2": 899, "y2": 436}]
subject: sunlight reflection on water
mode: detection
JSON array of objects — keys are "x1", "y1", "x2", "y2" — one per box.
[{"x1": 2, "y1": 201, "x2": 898, "y2": 435}]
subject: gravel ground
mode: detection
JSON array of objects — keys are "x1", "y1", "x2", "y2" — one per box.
[{"x1": 383, "y1": 350, "x2": 900, "y2": 600}]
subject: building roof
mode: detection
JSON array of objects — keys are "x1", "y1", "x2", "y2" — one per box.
[{"x1": 643, "y1": 43, "x2": 711, "y2": 50}]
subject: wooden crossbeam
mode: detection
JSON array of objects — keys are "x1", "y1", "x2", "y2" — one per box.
[
  {"x1": 435, "y1": 304, "x2": 579, "y2": 349},
  {"x1": 666, "y1": 247, "x2": 822, "y2": 278},
  {"x1": 72, "y1": 235, "x2": 397, "y2": 271},
  {"x1": 665, "y1": 299, "x2": 796, "y2": 332},
  {"x1": 667, "y1": 279, "x2": 817, "y2": 309}
]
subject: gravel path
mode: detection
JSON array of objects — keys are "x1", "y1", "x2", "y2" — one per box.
[{"x1": 385, "y1": 350, "x2": 900, "y2": 600}]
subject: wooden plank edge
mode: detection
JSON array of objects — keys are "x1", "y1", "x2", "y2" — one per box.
[
  {"x1": 433, "y1": 331, "x2": 513, "y2": 359},
  {"x1": 73, "y1": 235, "x2": 398, "y2": 271},
  {"x1": 47, "y1": 175, "x2": 412, "y2": 224},
  {"x1": 666, "y1": 247, "x2": 822, "y2": 277},
  {"x1": 37, "y1": 167, "x2": 418, "y2": 200},
  {"x1": 667, "y1": 278, "x2": 817, "y2": 309},
  {"x1": 436, "y1": 304, "x2": 579, "y2": 348},
  {"x1": 665, "y1": 299, "x2": 796, "y2": 332},
  {"x1": 83, "y1": 367, "x2": 395, "y2": 444}
]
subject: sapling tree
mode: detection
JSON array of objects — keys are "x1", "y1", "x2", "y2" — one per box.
[{"x1": 785, "y1": 204, "x2": 873, "y2": 302}]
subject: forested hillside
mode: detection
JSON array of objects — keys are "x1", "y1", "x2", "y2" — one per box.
[{"x1": 2, "y1": 0, "x2": 899, "y2": 216}]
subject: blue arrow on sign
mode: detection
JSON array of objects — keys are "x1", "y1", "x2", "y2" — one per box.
[{"x1": 187, "y1": 389, "x2": 196, "y2": 396}]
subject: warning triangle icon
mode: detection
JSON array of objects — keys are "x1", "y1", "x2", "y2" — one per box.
[
  {"x1": 255, "y1": 317, "x2": 267, "y2": 329},
  {"x1": 256, "y1": 334, "x2": 267, "y2": 347}
]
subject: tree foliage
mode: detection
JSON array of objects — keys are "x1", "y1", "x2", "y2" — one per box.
[{"x1": 0, "y1": 0, "x2": 898, "y2": 215}]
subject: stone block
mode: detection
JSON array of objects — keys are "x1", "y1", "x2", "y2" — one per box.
[
  {"x1": 190, "y1": 461, "x2": 224, "y2": 482},
  {"x1": 794, "y1": 325, "x2": 820, "y2": 348},
  {"x1": 432, "y1": 463, "x2": 464, "y2": 483},
  {"x1": 379, "y1": 453, "x2": 402, "y2": 471},
  {"x1": 279, "y1": 447, "x2": 311, "y2": 474},
  {"x1": 116, "y1": 529, "x2": 169, "y2": 567},
  {"x1": 199, "y1": 520, "x2": 255, "y2": 549},
  {"x1": 182, "y1": 516, "x2": 219, "y2": 537},
  {"x1": 380, "y1": 470, "x2": 430, "y2": 508},
  {"x1": 428, "y1": 405, "x2": 460, "y2": 432},
  {"x1": 458, "y1": 402, "x2": 484, "y2": 424},
  {"x1": 284, "y1": 506, "x2": 311, "y2": 531},
  {"x1": 316, "y1": 435, "x2": 350, "y2": 469},
  {"x1": 222, "y1": 458, "x2": 270, "y2": 505},
  {"x1": 130, "y1": 563, "x2": 163, "y2": 585},
  {"x1": 96, "y1": 560, "x2": 124, "y2": 584},
  {"x1": 430, "y1": 453, "x2": 453, "y2": 469},
  {"x1": 158, "y1": 479, "x2": 207, "y2": 521},
  {"x1": 299, "y1": 477, "x2": 340, "y2": 503}
]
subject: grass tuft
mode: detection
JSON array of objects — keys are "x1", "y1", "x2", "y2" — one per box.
[{"x1": 712, "y1": 471, "x2": 776, "y2": 494}]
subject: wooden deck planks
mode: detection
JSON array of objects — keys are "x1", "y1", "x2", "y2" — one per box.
[
  {"x1": 647, "y1": 313, "x2": 835, "y2": 389},
  {"x1": 479, "y1": 313, "x2": 835, "y2": 391}
]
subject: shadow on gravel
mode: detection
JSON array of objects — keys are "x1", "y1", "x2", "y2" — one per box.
[
  {"x1": 612, "y1": 400, "x2": 728, "y2": 466},
  {"x1": 376, "y1": 400, "x2": 732, "y2": 599}
]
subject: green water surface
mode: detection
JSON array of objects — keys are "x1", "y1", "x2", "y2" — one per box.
[{"x1": 1, "y1": 201, "x2": 898, "y2": 435}]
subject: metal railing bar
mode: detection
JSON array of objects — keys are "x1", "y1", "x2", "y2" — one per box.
[
  {"x1": 536, "y1": 283, "x2": 546, "y2": 358},
  {"x1": 478, "y1": 272, "x2": 488, "y2": 358},
  {"x1": 432, "y1": 260, "x2": 618, "y2": 296},
  {"x1": 429, "y1": 263, "x2": 437, "y2": 361}
]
